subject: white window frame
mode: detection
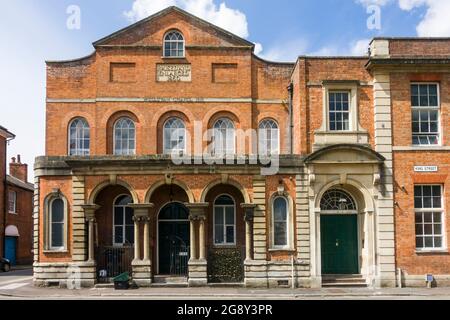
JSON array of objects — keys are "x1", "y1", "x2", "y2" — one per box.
[
  {"x1": 212, "y1": 118, "x2": 236, "y2": 156},
  {"x1": 48, "y1": 197, "x2": 67, "y2": 251},
  {"x1": 112, "y1": 194, "x2": 134, "y2": 247},
  {"x1": 411, "y1": 82, "x2": 441, "y2": 146},
  {"x1": 259, "y1": 119, "x2": 280, "y2": 155},
  {"x1": 414, "y1": 185, "x2": 446, "y2": 252},
  {"x1": 8, "y1": 190, "x2": 17, "y2": 214},
  {"x1": 68, "y1": 117, "x2": 90, "y2": 156},
  {"x1": 113, "y1": 117, "x2": 136, "y2": 156},
  {"x1": 272, "y1": 196, "x2": 289, "y2": 249},
  {"x1": 213, "y1": 194, "x2": 236, "y2": 246},
  {"x1": 328, "y1": 91, "x2": 351, "y2": 132},
  {"x1": 163, "y1": 117, "x2": 186, "y2": 155},
  {"x1": 163, "y1": 30, "x2": 185, "y2": 58}
]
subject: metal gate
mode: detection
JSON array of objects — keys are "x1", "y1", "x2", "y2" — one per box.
[
  {"x1": 95, "y1": 246, "x2": 134, "y2": 283},
  {"x1": 167, "y1": 236, "x2": 189, "y2": 276}
]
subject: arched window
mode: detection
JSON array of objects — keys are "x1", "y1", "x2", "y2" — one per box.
[
  {"x1": 273, "y1": 197, "x2": 289, "y2": 247},
  {"x1": 113, "y1": 195, "x2": 134, "y2": 246},
  {"x1": 214, "y1": 195, "x2": 235, "y2": 245},
  {"x1": 114, "y1": 118, "x2": 136, "y2": 155},
  {"x1": 320, "y1": 189, "x2": 356, "y2": 211},
  {"x1": 163, "y1": 117, "x2": 186, "y2": 155},
  {"x1": 163, "y1": 31, "x2": 185, "y2": 58},
  {"x1": 213, "y1": 118, "x2": 235, "y2": 155},
  {"x1": 69, "y1": 118, "x2": 90, "y2": 156},
  {"x1": 259, "y1": 119, "x2": 279, "y2": 155},
  {"x1": 48, "y1": 197, "x2": 66, "y2": 250}
]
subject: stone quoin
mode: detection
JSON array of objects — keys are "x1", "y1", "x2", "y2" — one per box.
[{"x1": 35, "y1": 6, "x2": 450, "y2": 289}]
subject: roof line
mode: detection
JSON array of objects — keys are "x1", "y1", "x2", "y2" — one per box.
[
  {"x1": 45, "y1": 52, "x2": 96, "y2": 64},
  {"x1": 0, "y1": 125, "x2": 15, "y2": 139},
  {"x1": 93, "y1": 6, "x2": 255, "y2": 48},
  {"x1": 252, "y1": 54, "x2": 295, "y2": 66}
]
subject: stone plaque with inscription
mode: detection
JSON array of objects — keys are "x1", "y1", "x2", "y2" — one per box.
[{"x1": 157, "y1": 64, "x2": 191, "y2": 82}]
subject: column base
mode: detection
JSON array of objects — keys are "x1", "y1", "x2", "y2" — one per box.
[
  {"x1": 188, "y1": 260, "x2": 208, "y2": 287},
  {"x1": 132, "y1": 260, "x2": 152, "y2": 287}
]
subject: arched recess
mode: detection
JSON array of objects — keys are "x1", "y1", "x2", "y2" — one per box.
[
  {"x1": 268, "y1": 191, "x2": 295, "y2": 250},
  {"x1": 200, "y1": 178, "x2": 251, "y2": 204},
  {"x1": 145, "y1": 179, "x2": 195, "y2": 204},
  {"x1": 88, "y1": 179, "x2": 139, "y2": 204},
  {"x1": 206, "y1": 110, "x2": 241, "y2": 130}
]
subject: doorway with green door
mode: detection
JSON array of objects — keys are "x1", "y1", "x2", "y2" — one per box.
[{"x1": 320, "y1": 189, "x2": 360, "y2": 275}]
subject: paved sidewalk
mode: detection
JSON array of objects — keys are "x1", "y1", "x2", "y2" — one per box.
[{"x1": 2, "y1": 282, "x2": 450, "y2": 300}]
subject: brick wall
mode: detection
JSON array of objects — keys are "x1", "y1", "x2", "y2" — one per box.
[
  {"x1": 389, "y1": 39, "x2": 450, "y2": 57},
  {"x1": 5, "y1": 184, "x2": 33, "y2": 264}
]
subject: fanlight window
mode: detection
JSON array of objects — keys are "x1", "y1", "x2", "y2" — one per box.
[
  {"x1": 164, "y1": 31, "x2": 185, "y2": 58},
  {"x1": 69, "y1": 118, "x2": 90, "y2": 156},
  {"x1": 259, "y1": 119, "x2": 279, "y2": 155},
  {"x1": 164, "y1": 117, "x2": 186, "y2": 155},
  {"x1": 114, "y1": 117, "x2": 136, "y2": 155},
  {"x1": 212, "y1": 118, "x2": 235, "y2": 155},
  {"x1": 320, "y1": 189, "x2": 356, "y2": 211}
]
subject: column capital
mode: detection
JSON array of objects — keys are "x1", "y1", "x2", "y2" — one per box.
[
  {"x1": 241, "y1": 203, "x2": 256, "y2": 222},
  {"x1": 186, "y1": 203, "x2": 209, "y2": 219},
  {"x1": 128, "y1": 203, "x2": 155, "y2": 218},
  {"x1": 82, "y1": 204, "x2": 101, "y2": 220}
]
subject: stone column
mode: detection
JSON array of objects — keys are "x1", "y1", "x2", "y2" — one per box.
[
  {"x1": 82, "y1": 204, "x2": 100, "y2": 264},
  {"x1": 189, "y1": 216, "x2": 197, "y2": 260},
  {"x1": 128, "y1": 203, "x2": 154, "y2": 287},
  {"x1": 241, "y1": 204, "x2": 256, "y2": 261},
  {"x1": 199, "y1": 216, "x2": 206, "y2": 261},
  {"x1": 133, "y1": 215, "x2": 141, "y2": 261},
  {"x1": 185, "y1": 203, "x2": 209, "y2": 287}
]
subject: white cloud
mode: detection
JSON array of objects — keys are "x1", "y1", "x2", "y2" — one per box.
[
  {"x1": 356, "y1": 0, "x2": 392, "y2": 7},
  {"x1": 259, "y1": 38, "x2": 309, "y2": 62},
  {"x1": 350, "y1": 38, "x2": 371, "y2": 55},
  {"x1": 254, "y1": 43, "x2": 263, "y2": 55},
  {"x1": 399, "y1": 0, "x2": 450, "y2": 36},
  {"x1": 124, "y1": 0, "x2": 249, "y2": 38}
]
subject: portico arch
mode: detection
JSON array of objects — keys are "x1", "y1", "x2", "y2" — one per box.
[
  {"x1": 88, "y1": 179, "x2": 139, "y2": 204},
  {"x1": 145, "y1": 179, "x2": 195, "y2": 203},
  {"x1": 200, "y1": 178, "x2": 250, "y2": 204}
]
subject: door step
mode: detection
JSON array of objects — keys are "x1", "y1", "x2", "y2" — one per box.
[
  {"x1": 152, "y1": 275, "x2": 188, "y2": 287},
  {"x1": 322, "y1": 274, "x2": 367, "y2": 288}
]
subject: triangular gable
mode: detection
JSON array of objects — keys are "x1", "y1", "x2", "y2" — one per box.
[{"x1": 93, "y1": 6, "x2": 254, "y2": 49}]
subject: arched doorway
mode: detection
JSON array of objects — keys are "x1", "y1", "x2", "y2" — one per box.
[
  {"x1": 320, "y1": 189, "x2": 359, "y2": 275},
  {"x1": 94, "y1": 185, "x2": 135, "y2": 282},
  {"x1": 158, "y1": 202, "x2": 190, "y2": 276}
]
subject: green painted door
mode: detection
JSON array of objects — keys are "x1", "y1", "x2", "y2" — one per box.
[{"x1": 321, "y1": 215, "x2": 358, "y2": 275}]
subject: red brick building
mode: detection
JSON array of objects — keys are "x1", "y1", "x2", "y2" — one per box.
[
  {"x1": 1, "y1": 126, "x2": 34, "y2": 266},
  {"x1": 34, "y1": 7, "x2": 449, "y2": 288}
]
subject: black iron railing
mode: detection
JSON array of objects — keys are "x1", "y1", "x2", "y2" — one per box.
[
  {"x1": 168, "y1": 237, "x2": 190, "y2": 276},
  {"x1": 95, "y1": 246, "x2": 134, "y2": 283}
]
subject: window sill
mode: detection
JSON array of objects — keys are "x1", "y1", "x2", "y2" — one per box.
[
  {"x1": 393, "y1": 146, "x2": 450, "y2": 151},
  {"x1": 8, "y1": 212, "x2": 17, "y2": 215},
  {"x1": 416, "y1": 249, "x2": 448, "y2": 254},
  {"x1": 213, "y1": 245, "x2": 237, "y2": 249},
  {"x1": 43, "y1": 250, "x2": 68, "y2": 254},
  {"x1": 269, "y1": 248, "x2": 295, "y2": 253}
]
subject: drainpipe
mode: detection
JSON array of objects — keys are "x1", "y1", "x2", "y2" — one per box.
[{"x1": 287, "y1": 83, "x2": 294, "y2": 155}]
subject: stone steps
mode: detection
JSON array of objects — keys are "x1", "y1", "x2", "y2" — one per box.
[
  {"x1": 152, "y1": 275, "x2": 188, "y2": 287},
  {"x1": 322, "y1": 274, "x2": 367, "y2": 288}
]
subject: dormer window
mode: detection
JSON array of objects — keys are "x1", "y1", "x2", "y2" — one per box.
[{"x1": 163, "y1": 31, "x2": 185, "y2": 58}]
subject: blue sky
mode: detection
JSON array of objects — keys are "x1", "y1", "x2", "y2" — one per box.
[{"x1": 1, "y1": 0, "x2": 448, "y2": 179}]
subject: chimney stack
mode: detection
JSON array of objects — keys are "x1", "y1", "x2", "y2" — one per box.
[{"x1": 9, "y1": 154, "x2": 28, "y2": 183}]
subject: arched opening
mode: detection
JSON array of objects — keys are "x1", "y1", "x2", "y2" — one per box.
[
  {"x1": 150, "y1": 183, "x2": 191, "y2": 277},
  {"x1": 93, "y1": 185, "x2": 135, "y2": 282},
  {"x1": 157, "y1": 202, "x2": 190, "y2": 276},
  {"x1": 204, "y1": 183, "x2": 246, "y2": 283},
  {"x1": 319, "y1": 188, "x2": 359, "y2": 275}
]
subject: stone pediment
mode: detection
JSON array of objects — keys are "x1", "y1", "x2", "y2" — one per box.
[
  {"x1": 93, "y1": 6, "x2": 254, "y2": 49},
  {"x1": 304, "y1": 144, "x2": 385, "y2": 164}
]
